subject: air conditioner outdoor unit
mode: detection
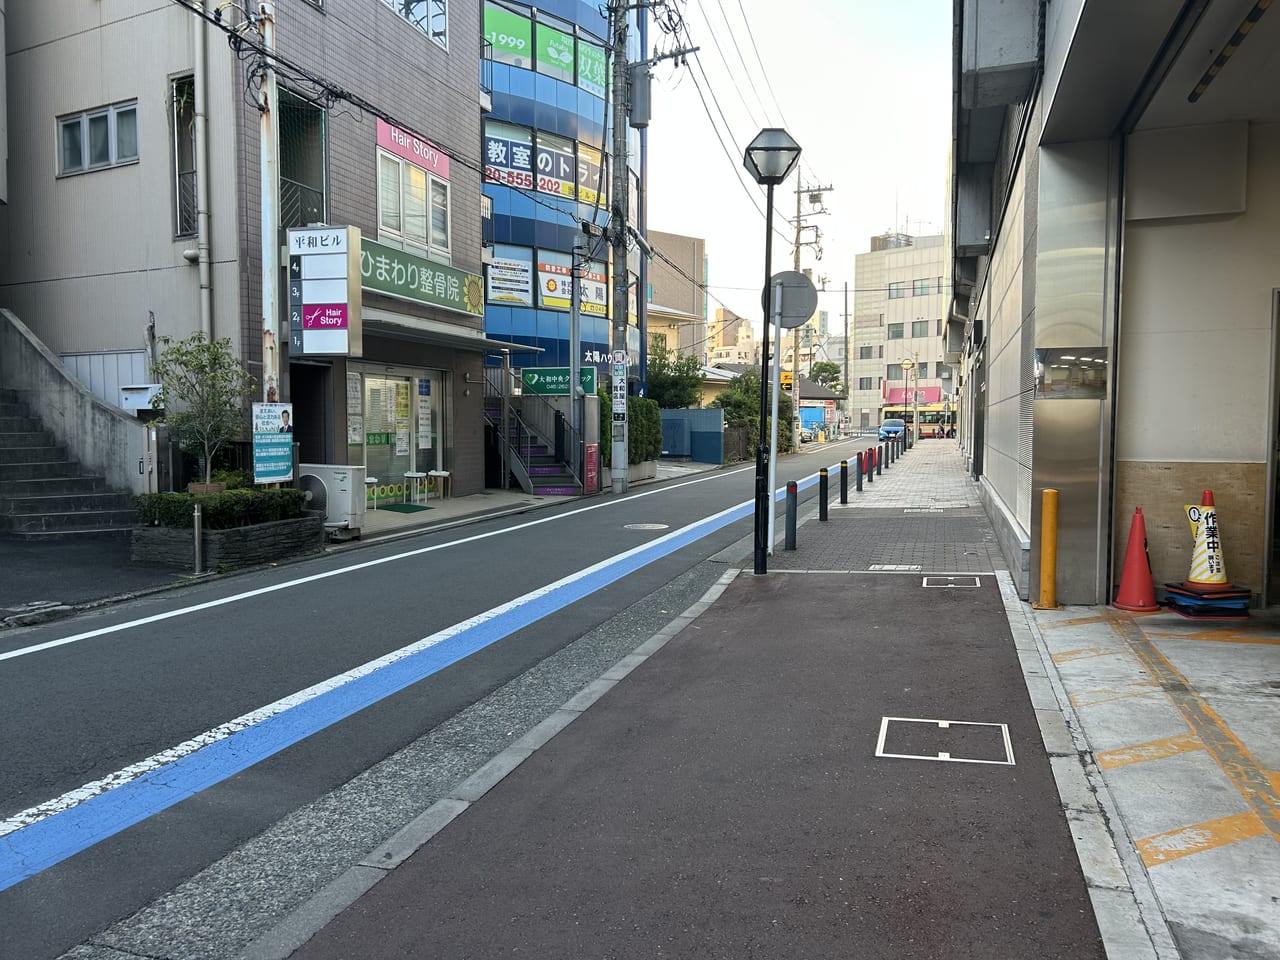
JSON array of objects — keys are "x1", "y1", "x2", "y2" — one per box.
[{"x1": 298, "y1": 463, "x2": 366, "y2": 532}]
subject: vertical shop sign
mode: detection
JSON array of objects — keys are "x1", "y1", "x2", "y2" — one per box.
[{"x1": 288, "y1": 226, "x2": 363, "y2": 357}]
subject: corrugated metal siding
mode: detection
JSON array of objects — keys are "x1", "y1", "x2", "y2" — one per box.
[{"x1": 61, "y1": 351, "x2": 148, "y2": 407}]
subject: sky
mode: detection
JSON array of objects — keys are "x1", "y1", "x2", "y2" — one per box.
[{"x1": 643, "y1": 0, "x2": 953, "y2": 334}]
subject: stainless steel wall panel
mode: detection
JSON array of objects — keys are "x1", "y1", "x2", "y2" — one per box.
[{"x1": 1029, "y1": 140, "x2": 1120, "y2": 604}]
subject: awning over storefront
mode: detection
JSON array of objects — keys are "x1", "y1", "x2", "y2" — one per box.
[{"x1": 362, "y1": 307, "x2": 541, "y2": 354}]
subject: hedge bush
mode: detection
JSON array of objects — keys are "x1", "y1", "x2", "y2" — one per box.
[
  {"x1": 598, "y1": 390, "x2": 662, "y2": 467},
  {"x1": 135, "y1": 489, "x2": 307, "y2": 530}
]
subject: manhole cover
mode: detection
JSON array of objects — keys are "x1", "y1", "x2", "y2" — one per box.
[{"x1": 624, "y1": 523, "x2": 669, "y2": 530}]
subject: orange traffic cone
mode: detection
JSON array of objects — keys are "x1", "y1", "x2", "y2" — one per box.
[
  {"x1": 1114, "y1": 506, "x2": 1159, "y2": 612},
  {"x1": 1184, "y1": 489, "x2": 1233, "y2": 590}
]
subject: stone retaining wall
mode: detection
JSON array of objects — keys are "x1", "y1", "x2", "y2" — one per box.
[{"x1": 131, "y1": 515, "x2": 325, "y2": 572}]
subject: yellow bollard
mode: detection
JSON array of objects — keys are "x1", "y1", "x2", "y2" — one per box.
[{"x1": 1033, "y1": 488, "x2": 1063, "y2": 609}]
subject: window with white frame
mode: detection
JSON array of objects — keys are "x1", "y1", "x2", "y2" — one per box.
[
  {"x1": 59, "y1": 101, "x2": 138, "y2": 175},
  {"x1": 378, "y1": 150, "x2": 451, "y2": 258},
  {"x1": 382, "y1": 0, "x2": 448, "y2": 48},
  {"x1": 887, "y1": 281, "x2": 906, "y2": 300},
  {"x1": 911, "y1": 319, "x2": 929, "y2": 337}
]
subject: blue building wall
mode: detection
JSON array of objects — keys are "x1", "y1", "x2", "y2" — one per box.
[{"x1": 482, "y1": 0, "x2": 638, "y2": 379}]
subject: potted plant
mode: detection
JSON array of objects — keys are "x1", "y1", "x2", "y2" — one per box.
[{"x1": 149, "y1": 332, "x2": 255, "y2": 493}]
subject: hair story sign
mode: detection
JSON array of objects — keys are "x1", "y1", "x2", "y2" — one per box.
[{"x1": 376, "y1": 119, "x2": 450, "y2": 180}]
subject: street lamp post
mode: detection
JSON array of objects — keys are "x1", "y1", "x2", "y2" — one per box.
[
  {"x1": 900, "y1": 354, "x2": 918, "y2": 445},
  {"x1": 744, "y1": 128, "x2": 802, "y2": 576}
]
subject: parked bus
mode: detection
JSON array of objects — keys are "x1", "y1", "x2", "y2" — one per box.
[{"x1": 882, "y1": 403, "x2": 955, "y2": 438}]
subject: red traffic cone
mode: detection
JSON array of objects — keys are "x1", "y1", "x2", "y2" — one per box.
[{"x1": 1114, "y1": 506, "x2": 1159, "y2": 612}]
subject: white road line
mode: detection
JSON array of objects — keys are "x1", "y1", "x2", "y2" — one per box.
[{"x1": 0, "y1": 465, "x2": 754, "y2": 664}]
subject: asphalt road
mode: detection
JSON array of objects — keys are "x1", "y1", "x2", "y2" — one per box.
[{"x1": 0, "y1": 447, "x2": 845, "y2": 960}]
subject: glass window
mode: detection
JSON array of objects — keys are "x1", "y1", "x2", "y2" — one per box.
[
  {"x1": 577, "y1": 38, "x2": 607, "y2": 97},
  {"x1": 378, "y1": 149, "x2": 450, "y2": 258},
  {"x1": 887, "y1": 365, "x2": 903, "y2": 381},
  {"x1": 857, "y1": 377, "x2": 874, "y2": 390},
  {"x1": 859, "y1": 346, "x2": 874, "y2": 359},
  {"x1": 536, "y1": 20, "x2": 575, "y2": 83},
  {"x1": 60, "y1": 119, "x2": 83, "y2": 174},
  {"x1": 382, "y1": 0, "x2": 448, "y2": 49},
  {"x1": 887, "y1": 281, "x2": 905, "y2": 300},
  {"x1": 937, "y1": 319, "x2": 943, "y2": 336},
  {"x1": 115, "y1": 105, "x2": 138, "y2": 161},
  {"x1": 912, "y1": 278, "x2": 930, "y2": 296},
  {"x1": 484, "y1": 1, "x2": 532, "y2": 67},
  {"x1": 379, "y1": 154, "x2": 402, "y2": 233},
  {"x1": 279, "y1": 89, "x2": 328, "y2": 229},
  {"x1": 430, "y1": 179, "x2": 449, "y2": 249},
  {"x1": 887, "y1": 323, "x2": 904, "y2": 340},
  {"x1": 911, "y1": 320, "x2": 929, "y2": 337},
  {"x1": 88, "y1": 113, "x2": 111, "y2": 166},
  {"x1": 171, "y1": 77, "x2": 197, "y2": 236},
  {"x1": 535, "y1": 131, "x2": 576, "y2": 198},
  {"x1": 58, "y1": 101, "x2": 139, "y2": 175}
]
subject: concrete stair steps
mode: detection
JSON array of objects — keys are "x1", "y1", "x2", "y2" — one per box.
[
  {"x1": 0, "y1": 475, "x2": 110, "y2": 496},
  {"x1": 0, "y1": 445, "x2": 67, "y2": 464},
  {"x1": 0, "y1": 461, "x2": 88, "y2": 482},
  {"x1": 0, "y1": 507, "x2": 138, "y2": 535},
  {"x1": 0, "y1": 430, "x2": 57, "y2": 448},
  {"x1": 0, "y1": 388, "x2": 138, "y2": 539},
  {"x1": 0, "y1": 416, "x2": 42, "y2": 432},
  {"x1": 0, "y1": 491, "x2": 135, "y2": 514}
]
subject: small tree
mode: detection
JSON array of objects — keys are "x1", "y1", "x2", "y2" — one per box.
[
  {"x1": 711, "y1": 369, "x2": 792, "y2": 450},
  {"x1": 150, "y1": 332, "x2": 256, "y2": 485},
  {"x1": 646, "y1": 341, "x2": 704, "y2": 409},
  {"x1": 809, "y1": 360, "x2": 843, "y2": 394}
]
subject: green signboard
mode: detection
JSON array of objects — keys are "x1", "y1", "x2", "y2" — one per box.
[
  {"x1": 578, "y1": 40, "x2": 607, "y2": 98},
  {"x1": 360, "y1": 239, "x2": 484, "y2": 316},
  {"x1": 536, "y1": 23, "x2": 574, "y2": 83},
  {"x1": 522, "y1": 367, "x2": 597, "y2": 396},
  {"x1": 484, "y1": 2, "x2": 532, "y2": 67}
]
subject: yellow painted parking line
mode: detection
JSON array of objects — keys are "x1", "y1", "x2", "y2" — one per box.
[
  {"x1": 1144, "y1": 627, "x2": 1280, "y2": 645},
  {"x1": 1069, "y1": 682, "x2": 1159, "y2": 709},
  {"x1": 1051, "y1": 647, "x2": 1124, "y2": 663},
  {"x1": 1136, "y1": 810, "x2": 1268, "y2": 867},
  {"x1": 1097, "y1": 733, "x2": 1202, "y2": 769},
  {"x1": 1038, "y1": 615, "x2": 1110, "y2": 630},
  {"x1": 1109, "y1": 617, "x2": 1280, "y2": 845}
]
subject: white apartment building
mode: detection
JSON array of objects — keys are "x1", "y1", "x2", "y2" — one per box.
[{"x1": 851, "y1": 234, "x2": 950, "y2": 433}]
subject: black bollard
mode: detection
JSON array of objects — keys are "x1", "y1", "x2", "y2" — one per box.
[
  {"x1": 877, "y1": 444, "x2": 883, "y2": 476},
  {"x1": 819, "y1": 468, "x2": 829, "y2": 521},
  {"x1": 840, "y1": 459, "x2": 848, "y2": 504},
  {"x1": 866, "y1": 447, "x2": 874, "y2": 483},
  {"x1": 856, "y1": 451, "x2": 864, "y2": 492},
  {"x1": 785, "y1": 481, "x2": 797, "y2": 550}
]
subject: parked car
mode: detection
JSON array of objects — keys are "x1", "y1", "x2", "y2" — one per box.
[
  {"x1": 878, "y1": 418, "x2": 906, "y2": 441},
  {"x1": 799, "y1": 427, "x2": 815, "y2": 443}
]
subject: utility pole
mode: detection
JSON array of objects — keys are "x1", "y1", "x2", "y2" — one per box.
[
  {"x1": 608, "y1": 0, "x2": 630, "y2": 494},
  {"x1": 790, "y1": 180, "x2": 831, "y2": 450},
  {"x1": 258, "y1": 2, "x2": 280, "y2": 403},
  {"x1": 843, "y1": 281, "x2": 851, "y2": 431}
]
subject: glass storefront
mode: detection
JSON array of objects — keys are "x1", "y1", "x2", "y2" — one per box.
[{"x1": 347, "y1": 363, "x2": 448, "y2": 503}]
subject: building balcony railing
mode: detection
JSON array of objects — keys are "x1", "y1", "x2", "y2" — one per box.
[{"x1": 281, "y1": 177, "x2": 326, "y2": 230}]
